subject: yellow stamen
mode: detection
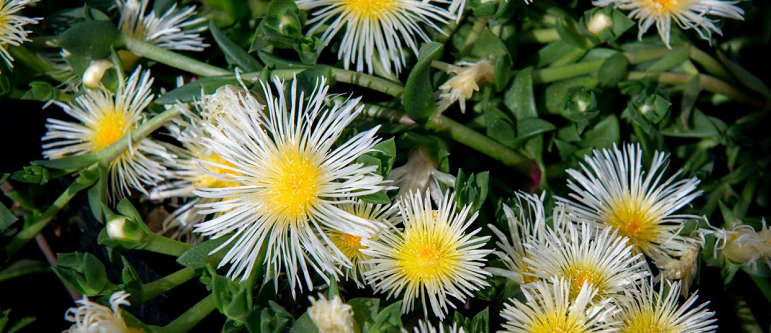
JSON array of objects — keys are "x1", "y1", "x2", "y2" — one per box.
[
  {"x1": 193, "y1": 154, "x2": 240, "y2": 188},
  {"x1": 565, "y1": 264, "x2": 603, "y2": 297},
  {"x1": 91, "y1": 110, "x2": 130, "y2": 151},
  {"x1": 342, "y1": 0, "x2": 397, "y2": 19},
  {"x1": 605, "y1": 195, "x2": 659, "y2": 252},
  {"x1": 396, "y1": 215, "x2": 460, "y2": 283},
  {"x1": 333, "y1": 232, "x2": 366, "y2": 261},
  {"x1": 621, "y1": 312, "x2": 669, "y2": 333},
  {"x1": 643, "y1": 0, "x2": 691, "y2": 13},
  {"x1": 263, "y1": 147, "x2": 322, "y2": 222}
]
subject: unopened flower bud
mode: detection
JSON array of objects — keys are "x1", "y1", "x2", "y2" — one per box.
[
  {"x1": 106, "y1": 216, "x2": 145, "y2": 243},
  {"x1": 82, "y1": 60, "x2": 114, "y2": 89},
  {"x1": 587, "y1": 12, "x2": 613, "y2": 36}
]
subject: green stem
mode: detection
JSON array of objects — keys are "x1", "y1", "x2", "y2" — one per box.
[
  {"x1": 627, "y1": 71, "x2": 764, "y2": 107},
  {"x1": 141, "y1": 233, "x2": 193, "y2": 257},
  {"x1": 97, "y1": 108, "x2": 182, "y2": 164},
  {"x1": 2, "y1": 172, "x2": 97, "y2": 260},
  {"x1": 623, "y1": 47, "x2": 673, "y2": 65},
  {"x1": 518, "y1": 28, "x2": 560, "y2": 44},
  {"x1": 330, "y1": 68, "x2": 405, "y2": 97},
  {"x1": 122, "y1": 36, "x2": 230, "y2": 77},
  {"x1": 141, "y1": 266, "x2": 197, "y2": 302},
  {"x1": 689, "y1": 46, "x2": 731, "y2": 79},
  {"x1": 8, "y1": 45, "x2": 57, "y2": 73},
  {"x1": 533, "y1": 59, "x2": 604, "y2": 83},
  {"x1": 330, "y1": 96, "x2": 414, "y2": 124},
  {"x1": 462, "y1": 18, "x2": 489, "y2": 54},
  {"x1": 159, "y1": 294, "x2": 216, "y2": 333},
  {"x1": 426, "y1": 115, "x2": 532, "y2": 175}
]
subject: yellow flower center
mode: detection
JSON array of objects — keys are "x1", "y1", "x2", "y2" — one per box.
[
  {"x1": 565, "y1": 264, "x2": 603, "y2": 297},
  {"x1": 262, "y1": 146, "x2": 322, "y2": 222},
  {"x1": 396, "y1": 216, "x2": 460, "y2": 284},
  {"x1": 332, "y1": 232, "x2": 366, "y2": 261},
  {"x1": 342, "y1": 0, "x2": 397, "y2": 20},
  {"x1": 621, "y1": 312, "x2": 671, "y2": 333},
  {"x1": 528, "y1": 313, "x2": 589, "y2": 333},
  {"x1": 193, "y1": 154, "x2": 240, "y2": 188},
  {"x1": 604, "y1": 195, "x2": 660, "y2": 253},
  {"x1": 91, "y1": 110, "x2": 131, "y2": 151},
  {"x1": 642, "y1": 0, "x2": 691, "y2": 13}
]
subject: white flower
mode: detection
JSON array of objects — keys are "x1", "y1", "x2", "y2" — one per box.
[
  {"x1": 39, "y1": 50, "x2": 82, "y2": 93},
  {"x1": 0, "y1": 0, "x2": 40, "y2": 73},
  {"x1": 486, "y1": 191, "x2": 549, "y2": 285},
  {"x1": 437, "y1": 59, "x2": 495, "y2": 113},
  {"x1": 499, "y1": 279, "x2": 619, "y2": 333},
  {"x1": 705, "y1": 219, "x2": 771, "y2": 274},
  {"x1": 404, "y1": 320, "x2": 465, "y2": 333},
  {"x1": 42, "y1": 67, "x2": 172, "y2": 200},
  {"x1": 296, "y1": 0, "x2": 453, "y2": 75},
  {"x1": 524, "y1": 221, "x2": 649, "y2": 299},
  {"x1": 149, "y1": 100, "x2": 242, "y2": 244},
  {"x1": 64, "y1": 291, "x2": 142, "y2": 333},
  {"x1": 616, "y1": 280, "x2": 717, "y2": 333},
  {"x1": 116, "y1": 0, "x2": 208, "y2": 51},
  {"x1": 592, "y1": 0, "x2": 744, "y2": 47},
  {"x1": 654, "y1": 242, "x2": 700, "y2": 297},
  {"x1": 308, "y1": 294, "x2": 355, "y2": 333},
  {"x1": 326, "y1": 200, "x2": 399, "y2": 287},
  {"x1": 362, "y1": 190, "x2": 493, "y2": 320},
  {"x1": 192, "y1": 76, "x2": 390, "y2": 296},
  {"x1": 388, "y1": 146, "x2": 456, "y2": 200},
  {"x1": 558, "y1": 143, "x2": 701, "y2": 263}
]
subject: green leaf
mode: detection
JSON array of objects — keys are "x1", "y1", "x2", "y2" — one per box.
[
  {"x1": 348, "y1": 298, "x2": 379, "y2": 332},
  {"x1": 177, "y1": 236, "x2": 232, "y2": 268},
  {"x1": 750, "y1": 274, "x2": 771, "y2": 303},
  {"x1": 454, "y1": 170, "x2": 489, "y2": 213},
  {"x1": 155, "y1": 76, "x2": 240, "y2": 104},
  {"x1": 210, "y1": 21, "x2": 262, "y2": 72},
  {"x1": 359, "y1": 191, "x2": 390, "y2": 205},
  {"x1": 485, "y1": 107, "x2": 517, "y2": 147},
  {"x1": 52, "y1": 252, "x2": 117, "y2": 296},
  {"x1": 209, "y1": 266, "x2": 254, "y2": 323},
  {"x1": 505, "y1": 67, "x2": 537, "y2": 120},
  {"x1": 717, "y1": 51, "x2": 771, "y2": 99},
  {"x1": 58, "y1": 20, "x2": 123, "y2": 59},
  {"x1": 365, "y1": 138, "x2": 397, "y2": 178},
  {"x1": 368, "y1": 301, "x2": 402, "y2": 333},
  {"x1": 516, "y1": 118, "x2": 556, "y2": 141},
  {"x1": 597, "y1": 53, "x2": 628, "y2": 87},
  {"x1": 644, "y1": 47, "x2": 689, "y2": 72},
  {"x1": 251, "y1": 0, "x2": 303, "y2": 51},
  {"x1": 0, "y1": 259, "x2": 49, "y2": 283},
  {"x1": 556, "y1": 14, "x2": 591, "y2": 49},
  {"x1": 661, "y1": 109, "x2": 720, "y2": 138},
  {"x1": 403, "y1": 42, "x2": 443, "y2": 122},
  {"x1": 20, "y1": 81, "x2": 61, "y2": 102},
  {"x1": 290, "y1": 312, "x2": 318, "y2": 333},
  {"x1": 580, "y1": 114, "x2": 619, "y2": 149},
  {"x1": 0, "y1": 201, "x2": 16, "y2": 233}
]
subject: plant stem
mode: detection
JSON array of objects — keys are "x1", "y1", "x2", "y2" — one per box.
[
  {"x1": 330, "y1": 96, "x2": 414, "y2": 124},
  {"x1": 122, "y1": 36, "x2": 230, "y2": 77},
  {"x1": 627, "y1": 71, "x2": 764, "y2": 107},
  {"x1": 518, "y1": 29, "x2": 560, "y2": 44},
  {"x1": 330, "y1": 68, "x2": 405, "y2": 97},
  {"x1": 623, "y1": 47, "x2": 673, "y2": 65},
  {"x1": 532, "y1": 59, "x2": 604, "y2": 83},
  {"x1": 141, "y1": 233, "x2": 193, "y2": 257},
  {"x1": 689, "y1": 46, "x2": 731, "y2": 79},
  {"x1": 462, "y1": 18, "x2": 489, "y2": 53},
  {"x1": 141, "y1": 266, "x2": 198, "y2": 302},
  {"x1": 97, "y1": 108, "x2": 182, "y2": 165},
  {"x1": 8, "y1": 45, "x2": 57, "y2": 73},
  {"x1": 159, "y1": 294, "x2": 216, "y2": 333},
  {"x1": 2, "y1": 172, "x2": 97, "y2": 261},
  {"x1": 426, "y1": 114, "x2": 532, "y2": 175}
]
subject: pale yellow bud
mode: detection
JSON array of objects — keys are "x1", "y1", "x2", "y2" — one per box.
[{"x1": 82, "y1": 60, "x2": 114, "y2": 89}]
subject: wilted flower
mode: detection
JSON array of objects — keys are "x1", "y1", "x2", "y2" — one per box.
[
  {"x1": 308, "y1": 294, "x2": 355, "y2": 333},
  {"x1": 437, "y1": 59, "x2": 495, "y2": 113}
]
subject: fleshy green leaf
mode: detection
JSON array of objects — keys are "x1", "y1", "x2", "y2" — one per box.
[
  {"x1": 155, "y1": 76, "x2": 240, "y2": 104},
  {"x1": 403, "y1": 42, "x2": 443, "y2": 122},
  {"x1": 505, "y1": 67, "x2": 537, "y2": 120},
  {"x1": 210, "y1": 21, "x2": 263, "y2": 72},
  {"x1": 597, "y1": 53, "x2": 628, "y2": 87},
  {"x1": 58, "y1": 20, "x2": 123, "y2": 59},
  {"x1": 0, "y1": 259, "x2": 49, "y2": 283}
]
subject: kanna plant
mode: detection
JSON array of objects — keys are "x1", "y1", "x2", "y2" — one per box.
[{"x1": 0, "y1": 0, "x2": 769, "y2": 332}]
